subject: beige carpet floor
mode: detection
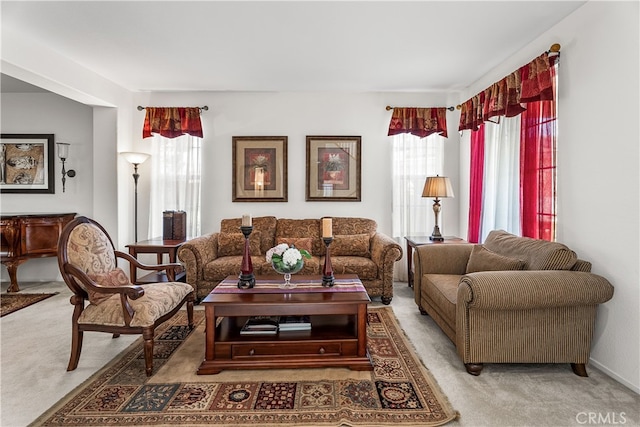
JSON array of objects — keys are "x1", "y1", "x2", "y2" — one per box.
[{"x1": 1, "y1": 281, "x2": 638, "y2": 426}]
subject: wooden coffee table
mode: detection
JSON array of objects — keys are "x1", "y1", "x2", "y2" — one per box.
[{"x1": 197, "y1": 274, "x2": 373, "y2": 374}]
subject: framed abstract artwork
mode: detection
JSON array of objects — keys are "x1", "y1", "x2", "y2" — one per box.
[
  {"x1": 0, "y1": 134, "x2": 55, "y2": 194},
  {"x1": 232, "y1": 136, "x2": 288, "y2": 202},
  {"x1": 306, "y1": 135, "x2": 361, "y2": 201}
]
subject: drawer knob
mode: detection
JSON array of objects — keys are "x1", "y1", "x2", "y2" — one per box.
[
  {"x1": 319, "y1": 347, "x2": 325, "y2": 354},
  {"x1": 249, "y1": 349, "x2": 255, "y2": 356}
]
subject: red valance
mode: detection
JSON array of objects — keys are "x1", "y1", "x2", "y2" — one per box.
[
  {"x1": 388, "y1": 107, "x2": 448, "y2": 138},
  {"x1": 458, "y1": 51, "x2": 558, "y2": 131},
  {"x1": 142, "y1": 107, "x2": 203, "y2": 139}
]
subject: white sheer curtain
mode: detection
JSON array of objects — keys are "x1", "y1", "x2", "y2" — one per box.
[
  {"x1": 391, "y1": 133, "x2": 444, "y2": 281},
  {"x1": 148, "y1": 135, "x2": 202, "y2": 239},
  {"x1": 480, "y1": 117, "x2": 521, "y2": 242}
]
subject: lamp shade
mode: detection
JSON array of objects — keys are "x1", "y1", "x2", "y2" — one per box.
[
  {"x1": 422, "y1": 176, "x2": 454, "y2": 198},
  {"x1": 120, "y1": 152, "x2": 150, "y2": 165}
]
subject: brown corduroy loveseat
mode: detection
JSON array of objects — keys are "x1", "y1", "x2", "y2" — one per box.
[
  {"x1": 178, "y1": 216, "x2": 403, "y2": 304},
  {"x1": 413, "y1": 229, "x2": 614, "y2": 376}
]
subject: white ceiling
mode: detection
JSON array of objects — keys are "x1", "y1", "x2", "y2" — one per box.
[{"x1": 1, "y1": 1, "x2": 586, "y2": 93}]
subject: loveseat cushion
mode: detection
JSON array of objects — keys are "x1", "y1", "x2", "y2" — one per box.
[
  {"x1": 483, "y1": 230, "x2": 577, "y2": 270},
  {"x1": 465, "y1": 245, "x2": 525, "y2": 273},
  {"x1": 422, "y1": 274, "x2": 462, "y2": 328}
]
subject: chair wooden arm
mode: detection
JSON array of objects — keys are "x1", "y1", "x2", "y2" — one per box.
[{"x1": 64, "y1": 263, "x2": 145, "y2": 300}]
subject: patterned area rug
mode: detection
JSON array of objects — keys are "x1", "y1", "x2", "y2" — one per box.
[
  {"x1": 1, "y1": 292, "x2": 58, "y2": 317},
  {"x1": 32, "y1": 307, "x2": 458, "y2": 426}
]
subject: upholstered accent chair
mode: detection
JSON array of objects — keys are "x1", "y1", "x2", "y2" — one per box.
[{"x1": 57, "y1": 216, "x2": 195, "y2": 376}]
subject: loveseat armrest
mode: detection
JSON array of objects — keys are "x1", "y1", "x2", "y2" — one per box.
[
  {"x1": 457, "y1": 270, "x2": 614, "y2": 310},
  {"x1": 177, "y1": 233, "x2": 219, "y2": 289},
  {"x1": 414, "y1": 244, "x2": 473, "y2": 307}
]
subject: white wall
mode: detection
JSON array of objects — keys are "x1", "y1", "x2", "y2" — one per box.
[
  {"x1": 133, "y1": 91, "x2": 460, "y2": 239},
  {"x1": 457, "y1": 1, "x2": 639, "y2": 392},
  {"x1": 1, "y1": 93, "x2": 93, "y2": 282}
]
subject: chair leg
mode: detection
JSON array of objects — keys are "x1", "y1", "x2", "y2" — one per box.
[
  {"x1": 67, "y1": 328, "x2": 83, "y2": 371},
  {"x1": 187, "y1": 299, "x2": 195, "y2": 329},
  {"x1": 67, "y1": 303, "x2": 84, "y2": 371},
  {"x1": 143, "y1": 328, "x2": 155, "y2": 376}
]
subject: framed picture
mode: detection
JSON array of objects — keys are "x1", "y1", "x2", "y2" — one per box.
[
  {"x1": 232, "y1": 136, "x2": 288, "y2": 202},
  {"x1": 0, "y1": 134, "x2": 55, "y2": 194},
  {"x1": 306, "y1": 135, "x2": 361, "y2": 201}
]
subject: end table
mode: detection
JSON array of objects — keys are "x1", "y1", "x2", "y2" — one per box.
[
  {"x1": 126, "y1": 237, "x2": 187, "y2": 284},
  {"x1": 404, "y1": 236, "x2": 467, "y2": 288}
]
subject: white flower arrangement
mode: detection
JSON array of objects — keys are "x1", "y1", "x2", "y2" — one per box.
[{"x1": 266, "y1": 243, "x2": 311, "y2": 273}]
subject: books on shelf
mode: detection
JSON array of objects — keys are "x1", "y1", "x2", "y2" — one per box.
[
  {"x1": 239, "y1": 315, "x2": 312, "y2": 335},
  {"x1": 240, "y1": 316, "x2": 280, "y2": 335},
  {"x1": 278, "y1": 315, "x2": 312, "y2": 331}
]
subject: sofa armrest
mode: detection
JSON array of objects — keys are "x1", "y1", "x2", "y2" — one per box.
[
  {"x1": 414, "y1": 244, "x2": 473, "y2": 307},
  {"x1": 370, "y1": 232, "x2": 403, "y2": 272},
  {"x1": 457, "y1": 270, "x2": 614, "y2": 310},
  {"x1": 177, "y1": 233, "x2": 219, "y2": 287}
]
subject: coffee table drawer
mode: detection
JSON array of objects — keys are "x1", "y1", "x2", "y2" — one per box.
[{"x1": 232, "y1": 342, "x2": 342, "y2": 358}]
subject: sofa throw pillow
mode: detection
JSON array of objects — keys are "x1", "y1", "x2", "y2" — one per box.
[
  {"x1": 218, "y1": 231, "x2": 262, "y2": 257},
  {"x1": 465, "y1": 245, "x2": 525, "y2": 274},
  {"x1": 87, "y1": 267, "x2": 132, "y2": 305},
  {"x1": 332, "y1": 234, "x2": 371, "y2": 257},
  {"x1": 276, "y1": 237, "x2": 313, "y2": 255}
]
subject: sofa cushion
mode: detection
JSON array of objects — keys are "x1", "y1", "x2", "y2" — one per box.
[
  {"x1": 332, "y1": 234, "x2": 371, "y2": 257},
  {"x1": 276, "y1": 237, "x2": 313, "y2": 255},
  {"x1": 332, "y1": 217, "x2": 377, "y2": 238},
  {"x1": 330, "y1": 256, "x2": 378, "y2": 280},
  {"x1": 221, "y1": 216, "x2": 276, "y2": 254},
  {"x1": 204, "y1": 255, "x2": 270, "y2": 281},
  {"x1": 276, "y1": 219, "x2": 323, "y2": 255},
  {"x1": 483, "y1": 230, "x2": 577, "y2": 270},
  {"x1": 465, "y1": 245, "x2": 525, "y2": 274},
  {"x1": 218, "y1": 231, "x2": 262, "y2": 256},
  {"x1": 87, "y1": 267, "x2": 132, "y2": 305}
]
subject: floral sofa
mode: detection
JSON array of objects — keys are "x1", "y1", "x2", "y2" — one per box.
[
  {"x1": 177, "y1": 216, "x2": 403, "y2": 303},
  {"x1": 413, "y1": 229, "x2": 614, "y2": 376}
]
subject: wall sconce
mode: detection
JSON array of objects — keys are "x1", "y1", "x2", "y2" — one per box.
[
  {"x1": 56, "y1": 142, "x2": 76, "y2": 192},
  {"x1": 120, "y1": 152, "x2": 151, "y2": 242},
  {"x1": 422, "y1": 175, "x2": 454, "y2": 241}
]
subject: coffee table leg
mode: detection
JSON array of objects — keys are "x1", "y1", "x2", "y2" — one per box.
[
  {"x1": 357, "y1": 304, "x2": 367, "y2": 357},
  {"x1": 204, "y1": 305, "x2": 215, "y2": 361}
]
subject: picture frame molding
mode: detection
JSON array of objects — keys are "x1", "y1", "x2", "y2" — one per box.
[
  {"x1": 0, "y1": 133, "x2": 55, "y2": 194},
  {"x1": 306, "y1": 135, "x2": 361, "y2": 202},
  {"x1": 232, "y1": 136, "x2": 288, "y2": 202}
]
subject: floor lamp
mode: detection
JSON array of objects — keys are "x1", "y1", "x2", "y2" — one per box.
[
  {"x1": 121, "y1": 152, "x2": 150, "y2": 242},
  {"x1": 422, "y1": 175, "x2": 454, "y2": 241}
]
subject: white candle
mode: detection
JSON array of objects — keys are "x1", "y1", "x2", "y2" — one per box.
[
  {"x1": 322, "y1": 218, "x2": 332, "y2": 238},
  {"x1": 242, "y1": 214, "x2": 252, "y2": 227}
]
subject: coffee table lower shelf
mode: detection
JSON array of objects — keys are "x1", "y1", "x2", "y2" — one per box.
[{"x1": 197, "y1": 315, "x2": 373, "y2": 374}]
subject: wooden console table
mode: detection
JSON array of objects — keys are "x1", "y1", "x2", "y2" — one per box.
[
  {"x1": 1, "y1": 212, "x2": 76, "y2": 292},
  {"x1": 198, "y1": 274, "x2": 372, "y2": 374}
]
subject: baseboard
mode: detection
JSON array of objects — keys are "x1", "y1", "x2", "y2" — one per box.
[{"x1": 589, "y1": 358, "x2": 640, "y2": 394}]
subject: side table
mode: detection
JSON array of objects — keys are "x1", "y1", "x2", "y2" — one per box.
[
  {"x1": 404, "y1": 236, "x2": 467, "y2": 288},
  {"x1": 126, "y1": 237, "x2": 187, "y2": 284}
]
